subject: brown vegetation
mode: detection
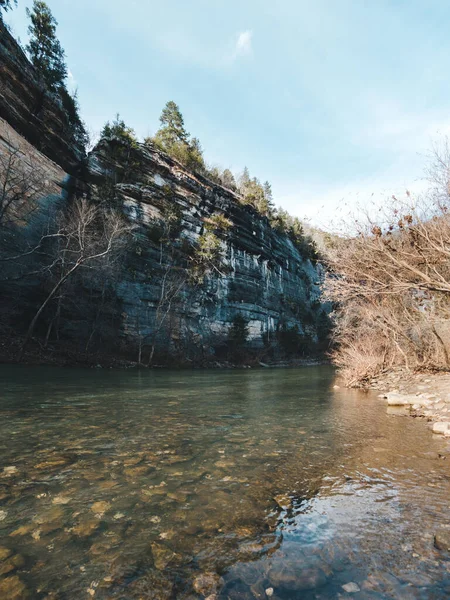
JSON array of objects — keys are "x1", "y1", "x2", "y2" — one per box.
[{"x1": 325, "y1": 141, "x2": 450, "y2": 386}]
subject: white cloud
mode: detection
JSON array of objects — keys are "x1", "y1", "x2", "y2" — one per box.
[
  {"x1": 275, "y1": 173, "x2": 428, "y2": 231},
  {"x1": 233, "y1": 30, "x2": 253, "y2": 60}
]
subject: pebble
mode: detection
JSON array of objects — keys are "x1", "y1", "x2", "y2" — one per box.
[
  {"x1": 192, "y1": 572, "x2": 221, "y2": 596},
  {"x1": 274, "y1": 494, "x2": 292, "y2": 510},
  {"x1": 434, "y1": 530, "x2": 450, "y2": 552},
  {"x1": 3, "y1": 466, "x2": 17, "y2": 476},
  {"x1": 342, "y1": 582, "x2": 360, "y2": 593},
  {"x1": 90, "y1": 501, "x2": 111, "y2": 515}
]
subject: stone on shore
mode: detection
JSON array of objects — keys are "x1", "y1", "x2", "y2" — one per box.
[
  {"x1": 385, "y1": 393, "x2": 414, "y2": 406},
  {"x1": 432, "y1": 422, "x2": 450, "y2": 435}
]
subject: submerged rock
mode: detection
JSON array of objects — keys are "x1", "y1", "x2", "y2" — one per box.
[
  {"x1": 273, "y1": 494, "x2": 292, "y2": 510},
  {"x1": 192, "y1": 572, "x2": 222, "y2": 596},
  {"x1": 267, "y1": 562, "x2": 327, "y2": 591},
  {"x1": 90, "y1": 501, "x2": 111, "y2": 516},
  {"x1": 342, "y1": 582, "x2": 361, "y2": 593},
  {"x1": 0, "y1": 575, "x2": 28, "y2": 599},
  {"x1": 151, "y1": 542, "x2": 178, "y2": 570},
  {"x1": 434, "y1": 530, "x2": 450, "y2": 552},
  {"x1": 0, "y1": 547, "x2": 12, "y2": 561}
]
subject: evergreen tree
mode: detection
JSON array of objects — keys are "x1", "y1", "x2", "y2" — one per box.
[
  {"x1": 0, "y1": 0, "x2": 17, "y2": 16},
  {"x1": 59, "y1": 87, "x2": 87, "y2": 146},
  {"x1": 26, "y1": 1, "x2": 67, "y2": 92},
  {"x1": 263, "y1": 181, "x2": 273, "y2": 203},
  {"x1": 153, "y1": 101, "x2": 205, "y2": 173},
  {"x1": 221, "y1": 169, "x2": 236, "y2": 190},
  {"x1": 154, "y1": 101, "x2": 189, "y2": 149},
  {"x1": 239, "y1": 167, "x2": 251, "y2": 191},
  {"x1": 101, "y1": 114, "x2": 137, "y2": 145}
]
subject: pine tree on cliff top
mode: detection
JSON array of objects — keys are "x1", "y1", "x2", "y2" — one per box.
[
  {"x1": 154, "y1": 101, "x2": 189, "y2": 149},
  {"x1": 0, "y1": 0, "x2": 17, "y2": 16},
  {"x1": 26, "y1": 1, "x2": 67, "y2": 91},
  {"x1": 152, "y1": 101, "x2": 205, "y2": 172}
]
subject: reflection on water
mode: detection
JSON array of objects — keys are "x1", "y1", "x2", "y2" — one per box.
[{"x1": 0, "y1": 365, "x2": 449, "y2": 599}]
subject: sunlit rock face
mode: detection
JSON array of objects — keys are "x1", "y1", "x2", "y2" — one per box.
[
  {"x1": 0, "y1": 22, "x2": 83, "y2": 175},
  {"x1": 89, "y1": 141, "x2": 327, "y2": 360},
  {"x1": 0, "y1": 23, "x2": 327, "y2": 361}
]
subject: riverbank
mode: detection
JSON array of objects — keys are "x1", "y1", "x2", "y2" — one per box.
[
  {"x1": 0, "y1": 334, "x2": 326, "y2": 370},
  {"x1": 367, "y1": 368, "x2": 450, "y2": 439}
]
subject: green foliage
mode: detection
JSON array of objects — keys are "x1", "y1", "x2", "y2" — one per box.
[
  {"x1": 0, "y1": 0, "x2": 17, "y2": 15},
  {"x1": 101, "y1": 114, "x2": 138, "y2": 146},
  {"x1": 277, "y1": 323, "x2": 310, "y2": 357},
  {"x1": 25, "y1": 1, "x2": 86, "y2": 149},
  {"x1": 204, "y1": 213, "x2": 232, "y2": 233},
  {"x1": 100, "y1": 115, "x2": 143, "y2": 184},
  {"x1": 26, "y1": 1, "x2": 67, "y2": 91},
  {"x1": 237, "y1": 167, "x2": 275, "y2": 218},
  {"x1": 206, "y1": 166, "x2": 223, "y2": 185},
  {"x1": 270, "y1": 209, "x2": 319, "y2": 262},
  {"x1": 316, "y1": 310, "x2": 332, "y2": 345},
  {"x1": 157, "y1": 100, "x2": 189, "y2": 146},
  {"x1": 59, "y1": 87, "x2": 87, "y2": 147},
  {"x1": 190, "y1": 231, "x2": 224, "y2": 282},
  {"x1": 152, "y1": 101, "x2": 205, "y2": 173},
  {"x1": 221, "y1": 169, "x2": 237, "y2": 191},
  {"x1": 228, "y1": 314, "x2": 249, "y2": 362}
]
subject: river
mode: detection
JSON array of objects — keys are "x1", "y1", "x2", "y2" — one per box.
[{"x1": 0, "y1": 365, "x2": 449, "y2": 599}]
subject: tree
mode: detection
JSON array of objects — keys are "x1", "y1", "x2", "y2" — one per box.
[
  {"x1": 26, "y1": 1, "x2": 67, "y2": 92},
  {"x1": 59, "y1": 87, "x2": 87, "y2": 147},
  {"x1": 238, "y1": 167, "x2": 250, "y2": 191},
  {"x1": 0, "y1": 0, "x2": 17, "y2": 15},
  {"x1": 154, "y1": 101, "x2": 189, "y2": 148},
  {"x1": 101, "y1": 114, "x2": 137, "y2": 145},
  {"x1": 222, "y1": 169, "x2": 236, "y2": 191},
  {"x1": 0, "y1": 137, "x2": 48, "y2": 228},
  {"x1": 99, "y1": 114, "x2": 141, "y2": 185},
  {"x1": 21, "y1": 198, "x2": 132, "y2": 350},
  {"x1": 152, "y1": 101, "x2": 205, "y2": 172},
  {"x1": 228, "y1": 314, "x2": 249, "y2": 362}
]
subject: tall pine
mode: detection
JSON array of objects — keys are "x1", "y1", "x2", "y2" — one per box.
[{"x1": 26, "y1": 1, "x2": 67, "y2": 91}]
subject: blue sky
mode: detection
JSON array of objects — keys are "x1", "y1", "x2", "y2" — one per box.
[{"x1": 5, "y1": 0, "x2": 450, "y2": 226}]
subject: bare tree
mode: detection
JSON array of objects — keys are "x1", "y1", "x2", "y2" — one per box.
[
  {"x1": 325, "y1": 140, "x2": 450, "y2": 385},
  {"x1": 0, "y1": 135, "x2": 51, "y2": 228},
  {"x1": 21, "y1": 198, "x2": 132, "y2": 349}
]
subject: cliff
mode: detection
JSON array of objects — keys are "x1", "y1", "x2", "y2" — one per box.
[
  {"x1": 0, "y1": 24, "x2": 329, "y2": 365},
  {"x1": 0, "y1": 21, "x2": 83, "y2": 175},
  {"x1": 86, "y1": 140, "x2": 327, "y2": 362}
]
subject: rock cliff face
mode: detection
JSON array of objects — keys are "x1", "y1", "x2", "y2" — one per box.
[
  {"x1": 88, "y1": 141, "x2": 327, "y2": 361},
  {"x1": 0, "y1": 24, "x2": 328, "y2": 363},
  {"x1": 0, "y1": 22, "x2": 83, "y2": 175}
]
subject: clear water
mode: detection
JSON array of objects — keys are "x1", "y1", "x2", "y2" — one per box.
[{"x1": 0, "y1": 365, "x2": 449, "y2": 599}]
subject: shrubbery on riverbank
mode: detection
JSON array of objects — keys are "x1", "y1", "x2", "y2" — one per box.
[{"x1": 325, "y1": 142, "x2": 450, "y2": 386}]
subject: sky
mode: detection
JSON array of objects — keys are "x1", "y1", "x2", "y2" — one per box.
[{"x1": 5, "y1": 0, "x2": 450, "y2": 227}]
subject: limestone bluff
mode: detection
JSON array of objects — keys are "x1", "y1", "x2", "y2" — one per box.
[{"x1": 0, "y1": 21, "x2": 328, "y2": 364}]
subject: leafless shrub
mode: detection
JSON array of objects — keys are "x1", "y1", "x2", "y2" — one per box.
[{"x1": 325, "y1": 140, "x2": 450, "y2": 385}]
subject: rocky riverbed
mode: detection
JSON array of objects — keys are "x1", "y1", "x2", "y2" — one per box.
[
  {"x1": 368, "y1": 368, "x2": 450, "y2": 441},
  {"x1": 2, "y1": 365, "x2": 450, "y2": 599}
]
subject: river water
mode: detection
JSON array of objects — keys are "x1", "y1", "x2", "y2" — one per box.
[{"x1": 0, "y1": 365, "x2": 449, "y2": 599}]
